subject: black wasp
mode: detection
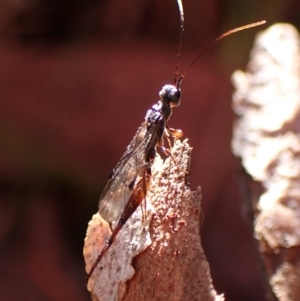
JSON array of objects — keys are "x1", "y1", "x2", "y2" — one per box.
[{"x1": 86, "y1": 0, "x2": 265, "y2": 281}]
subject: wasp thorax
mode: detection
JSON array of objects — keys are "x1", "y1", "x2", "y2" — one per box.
[{"x1": 159, "y1": 85, "x2": 181, "y2": 107}]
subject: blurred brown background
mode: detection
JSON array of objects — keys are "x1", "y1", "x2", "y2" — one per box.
[{"x1": 0, "y1": 0, "x2": 298, "y2": 300}]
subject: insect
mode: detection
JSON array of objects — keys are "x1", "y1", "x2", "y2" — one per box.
[{"x1": 86, "y1": 0, "x2": 266, "y2": 281}]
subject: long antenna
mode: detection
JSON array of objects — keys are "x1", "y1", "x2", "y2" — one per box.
[
  {"x1": 174, "y1": 0, "x2": 184, "y2": 85},
  {"x1": 176, "y1": 20, "x2": 266, "y2": 86}
]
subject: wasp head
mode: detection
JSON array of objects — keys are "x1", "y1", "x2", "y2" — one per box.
[{"x1": 159, "y1": 85, "x2": 181, "y2": 107}]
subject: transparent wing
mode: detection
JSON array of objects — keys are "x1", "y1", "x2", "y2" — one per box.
[{"x1": 98, "y1": 122, "x2": 154, "y2": 223}]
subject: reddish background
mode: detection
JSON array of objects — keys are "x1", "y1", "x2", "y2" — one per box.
[{"x1": 0, "y1": 0, "x2": 299, "y2": 300}]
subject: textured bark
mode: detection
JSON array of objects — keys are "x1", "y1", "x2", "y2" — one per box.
[
  {"x1": 232, "y1": 23, "x2": 300, "y2": 301},
  {"x1": 84, "y1": 139, "x2": 223, "y2": 301}
]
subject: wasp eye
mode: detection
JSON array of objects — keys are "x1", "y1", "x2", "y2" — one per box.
[{"x1": 159, "y1": 85, "x2": 181, "y2": 107}]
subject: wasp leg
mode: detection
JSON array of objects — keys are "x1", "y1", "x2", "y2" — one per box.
[
  {"x1": 140, "y1": 198, "x2": 147, "y2": 228},
  {"x1": 158, "y1": 126, "x2": 183, "y2": 163},
  {"x1": 166, "y1": 125, "x2": 183, "y2": 141},
  {"x1": 164, "y1": 127, "x2": 173, "y2": 150},
  {"x1": 158, "y1": 137, "x2": 177, "y2": 165},
  {"x1": 161, "y1": 126, "x2": 183, "y2": 166},
  {"x1": 140, "y1": 148, "x2": 155, "y2": 229},
  {"x1": 138, "y1": 165, "x2": 152, "y2": 234}
]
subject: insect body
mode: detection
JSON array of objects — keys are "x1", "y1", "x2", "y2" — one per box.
[
  {"x1": 87, "y1": 84, "x2": 183, "y2": 280},
  {"x1": 86, "y1": 0, "x2": 266, "y2": 281}
]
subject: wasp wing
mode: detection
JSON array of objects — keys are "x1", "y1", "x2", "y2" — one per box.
[{"x1": 99, "y1": 122, "x2": 154, "y2": 223}]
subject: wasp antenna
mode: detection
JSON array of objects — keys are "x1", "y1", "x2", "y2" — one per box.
[
  {"x1": 179, "y1": 20, "x2": 266, "y2": 81},
  {"x1": 174, "y1": 0, "x2": 184, "y2": 85}
]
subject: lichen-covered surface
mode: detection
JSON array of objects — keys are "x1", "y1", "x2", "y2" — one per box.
[
  {"x1": 232, "y1": 23, "x2": 300, "y2": 300},
  {"x1": 124, "y1": 140, "x2": 222, "y2": 301},
  {"x1": 85, "y1": 140, "x2": 223, "y2": 301},
  {"x1": 84, "y1": 182, "x2": 153, "y2": 301}
]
